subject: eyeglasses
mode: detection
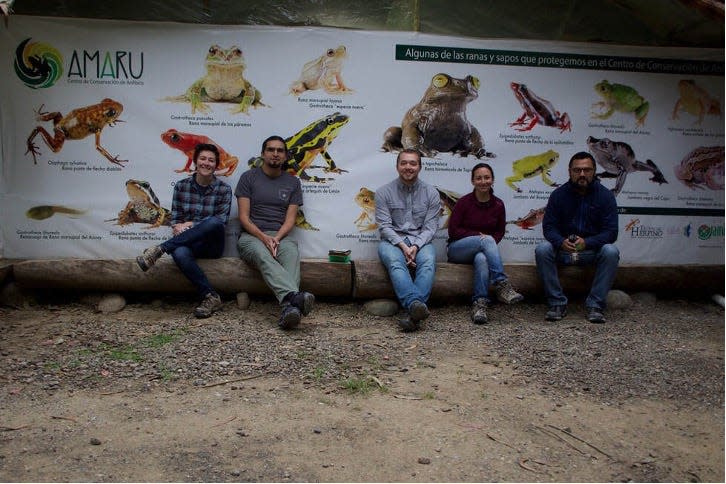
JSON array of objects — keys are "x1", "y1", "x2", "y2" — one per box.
[{"x1": 570, "y1": 167, "x2": 594, "y2": 173}]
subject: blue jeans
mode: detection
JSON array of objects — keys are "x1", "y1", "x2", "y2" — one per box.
[
  {"x1": 378, "y1": 239, "x2": 436, "y2": 310},
  {"x1": 447, "y1": 235, "x2": 506, "y2": 303},
  {"x1": 534, "y1": 241, "x2": 620, "y2": 310},
  {"x1": 237, "y1": 232, "x2": 300, "y2": 303},
  {"x1": 160, "y1": 216, "x2": 225, "y2": 298}
]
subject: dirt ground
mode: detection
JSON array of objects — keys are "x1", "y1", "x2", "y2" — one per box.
[{"x1": 0, "y1": 293, "x2": 723, "y2": 482}]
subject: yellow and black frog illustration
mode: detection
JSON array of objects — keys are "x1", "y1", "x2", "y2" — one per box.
[
  {"x1": 382, "y1": 73, "x2": 494, "y2": 159},
  {"x1": 249, "y1": 112, "x2": 350, "y2": 183},
  {"x1": 26, "y1": 98, "x2": 126, "y2": 166},
  {"x1": 163, "y1": 44, "x2": 265, "y2": 115},
  {"x1": 108, "y1": 180, "x2": 171, "y2": 229},
  {"x1": 505, "y1": 150, "x2": 560, "y2": 192},
  {"x1": 290, "y1": 45, "x2": 352, "y2": 96}
]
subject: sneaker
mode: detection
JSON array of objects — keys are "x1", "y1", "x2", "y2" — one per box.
[
  {"x1": 408, "y1": 300, "x2": 430, "y2": 323},
  {"x1": 292, "y1": 291, "x2": 315, "y2": 316},
  {"x1": 136, "y1": 245, "x2": 164, "y2": 271},
  {"x1": 586, "y1": 307, "x2": 606, "y2": 324},
  {"x1": 194, "y1": 292, "x2": 222, "y2": 318},
  {"x1": 494, "y1": 279, "x2": 524, "y2": 305},
  {"x1": 471, "y1": 298, "x2": 488, "y2": 325},
  {"x1": 545, "y1": 305, "x2": 567, "y2": 321},
  {"x1": 397, "y1": 315, "x2": 418, "y2": 332},
  {"x1": 279, "y1": 304, "x2": 301, "y2": 330}
]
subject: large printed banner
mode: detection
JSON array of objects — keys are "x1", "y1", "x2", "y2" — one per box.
[{"x1": 1, "y1": 16, "x2": 724, "y2": 264}]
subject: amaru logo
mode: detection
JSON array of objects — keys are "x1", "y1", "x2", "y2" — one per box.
[
  {"x1": 697, "y1": 224, "x2": 724, "y2": 240},
  {"x1": 68, "y1": 49, "x2": 144, "y2": 80},
  {"x1": 14, "y1": 38, "x2": 63, "y2": 89}
]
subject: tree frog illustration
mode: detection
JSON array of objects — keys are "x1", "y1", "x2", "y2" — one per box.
[
  {"x1": 505, "y1": 150, "x2": 560, "y2": 192},
  {"x1": 353, "y1": 187, "x2": 377, "y2": 232},
  {"x1": 26, "y1": 98, "x2": 126, "y2": 166},
  {"x1": 509, "y1": 82, "x2": 571, "y2": 132},
  {"x1": 672, "y1": 79, "x2": 721, "y2": 125},
  {"x1": 506, "y1": 206, "x2": 546, "y2": 230},
  {"x1": 591, "y1": 80, "x2": 649, "y2": 127},
  {"x1": 290, "y1": 45, "x2": 352, "y2": 96}
]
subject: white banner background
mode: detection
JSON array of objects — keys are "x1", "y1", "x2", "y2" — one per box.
[{"x1": 1, "y1": 16, "x2": 723, "y2": 264}]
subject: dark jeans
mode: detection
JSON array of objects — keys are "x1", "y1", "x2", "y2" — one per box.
[{"x1": 160, "y1": 216, "x2": 225, "y2": 298}]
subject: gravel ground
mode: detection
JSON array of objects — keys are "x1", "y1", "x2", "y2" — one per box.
[{"x1": 1, "y1": 292, "x2": 722, "y2": 408}]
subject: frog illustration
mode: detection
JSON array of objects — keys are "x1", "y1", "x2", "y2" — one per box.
[
  {"x1": 674, "y1": 146, "x2": 724, "y2": 190},
  {"x1": 436, "y1": 187, "x2": 462, "y2": 229},
  {"x1": 509, "y1": 82, "x2": 571, "y2": 132},
  {"x1": 295, "y1": 208, "x2": 319, "y2": 231},
  {"x1": 672, "y1": 80, "x2": 721, "y2": 125},
  {"x1": 382, "y1": 73, "x2": 494, "y2": 159},
  {"x1": 248, "y1": 112, "x2": 350, "y2": 183},
  {"x1": 161, "y1": 129, "x2": 239, "y2": 176},
  {"x1": 109, "y1": 180, "x2": 171, "y2": 229},
  {"x1": 586, "y1": 136, "x2": 667, "y2": 195},
  {"x1": 591, "y1": 80, "x2": 649, "y2": 127},
  {"x1": 289, "y1": 45, "x2": 352, "y2": 96},
  {"x1": 506, "y1": 206, "x2": 546, "y2": 230},
  {"x1": 26, "y1": 205, "x2": 85, "y2": 220},
  {"x1": 25, "y1": 98, "x2": 126, "y2": 166},
  {"x1": 505, "y1": 150, "x2": 560, "y2": 192},
  {"x1": 164, "y1": 44, "x2": 265, "y2": 115},
  {"x1": 353, "y1": 187, "x2": 377, "y2": 232}
]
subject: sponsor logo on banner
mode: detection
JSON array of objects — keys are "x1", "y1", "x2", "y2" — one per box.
[
  {"x1": 13, "y1": 38, "x2": 63, "y2": 89},
  {"x1": 697, "y1": 224, "x2": 725, "y2": 240},
  {"x1": 627, "y1": 219, "x2": 664, "y2": 238}
]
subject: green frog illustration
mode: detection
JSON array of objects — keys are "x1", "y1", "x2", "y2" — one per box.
[{"x1": 591, "y1": 80, "x2": 649, "y2": 127}]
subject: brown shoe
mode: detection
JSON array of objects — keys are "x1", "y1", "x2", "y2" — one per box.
[
  {"x1": 136, "y1": 245, "x2": 164, "y2": 271},
  {"x1": 194, "y1": 293, "x2": 222, "y2": 318}
]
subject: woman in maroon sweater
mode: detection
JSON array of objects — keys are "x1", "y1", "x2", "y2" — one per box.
[{"x1": 447, "y1": 163, "x2": 523, "y2": 324}]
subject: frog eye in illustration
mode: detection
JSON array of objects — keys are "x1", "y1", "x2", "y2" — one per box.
[
  {"x1": 432, "y1": 73, "x2": 449, "y2": 88},
  {"x1": 470, "y1": 76, "x2": 480, "y2": 90}
]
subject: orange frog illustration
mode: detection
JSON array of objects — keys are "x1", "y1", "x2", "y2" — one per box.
[
  {"x1": 161, "y1": 129, "x2": 239, "y2": 177},
  {"x1": 26, "y1": 98, "x2": 126, "y2": 166}
]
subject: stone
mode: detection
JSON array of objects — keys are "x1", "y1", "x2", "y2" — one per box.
[
  {"x1": 97, "y1": 293, "x2": 126, "y2": 313},
  {"x1": 363, "y1": 299, "x2": 399, "y2": 317},
  {"x1": 607, "y1": 289, "x2": 632, "y2": 309},
  {"x1": 236, "y1": 292, "x2": 251, "y2": 310}
]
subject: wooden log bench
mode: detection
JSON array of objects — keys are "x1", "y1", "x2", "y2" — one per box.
[{"x1": 2, "y1": 258, "x2": 723, "y2": 300}]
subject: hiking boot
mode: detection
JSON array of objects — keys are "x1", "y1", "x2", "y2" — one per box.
[
  {"x1": 471, "y1": 298, "x2": 488, "y2": 325},
  {"x1": 586, "y1": 307, "x2": 606, "y2": 324},
  {"x1": 494, "y1": 279, "x2": 524, "y2": 305},
  {"x1": 545, "y1": 305, "x2": 567, "y2": 321},
  {"x1": 194, "y1": 292, "x2": 222, "y2": 319},
  {"x1": 279, "y1": 304, "x2": 301, "y2": 330},
  {"x1": 291, "y1": 291, "x2": 315, "y2": 316},
  {"x1": 408, "y1": 300, "x2": 430, "y2": 324},
  {"x1": 136, "y1": 245, "x2": 164, "y2": 271}
]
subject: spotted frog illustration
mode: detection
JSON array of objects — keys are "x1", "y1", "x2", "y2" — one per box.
[
  {"x1": 290, "y1": 45, "x2": 352, "y2": 96},
  {"x1": 111, "y1": 180, "x2": 171, "y2": 228},
  {"x1": 591, "y1": 80, "x2": 649, "y2": 127},
  {"x1": 26, "y1": 98, "x2": 126, "y2": 166},
  {"x1": 674, "y1": 146, "x2": 724, "y2": 190},
  {"x1": 161, "y1": 129, "x2": 239, "y2": 176},
  {"x1": 248, "y1": 112, "x2": 350, "y2": 183},
  {"x1": 586, "y1": 136, "x2": 667, "y2": 195},
  {"x1": 295, "y1": 208, "x2": 319, "y2": 231},
  {"x1": 509, "y1": 82, "x2": 571, "y2": 132},
  {"x1": 382, "y1": 73, "x2": 494, "y2": 159},
  {"x1": 164, "y1": 45, "x2": 265, "y2": 115},
  {"x1": 353, "y1": 187, "x2": 377, "y2": 232},
  {"x1": 506, "y1": 206, "x2": 546, "y2": 230},
  {"x1": 672, "y1": 80, "x2": 721, "y2": 125},
  {"x1": 505, "y1": 150, "x2": 560, "y2": 192}
]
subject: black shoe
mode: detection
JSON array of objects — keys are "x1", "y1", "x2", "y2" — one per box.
[
  {"x1": 292, "y1": 291, "x2": 315, "y2": 316},
  {"x1": 408, "y1": 300, "x2": 430, "y2": 323},
  {"x1": 586, "y1": 307, "x2": 606, "y2": 324},
  {"x1": 397, "y1": 315, "x2": 418, "y2": 332},
  {"x1": 545, "y1": 305, "x2": 567, "y2": 321},
  {"x1": 279, "y1": 304, "x2": 301, "y2": 330}
]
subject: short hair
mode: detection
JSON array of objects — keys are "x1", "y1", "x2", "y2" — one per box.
[
  {"x1": 396, "y1": 148, "x2": 422, "y2": 165},
  {"x1": 261, "y1": 135, "x2": 287, "y2": 154},
  {"x1": 471, "y1": 162, "x2": 495, "y2": 194},
  {"x1": 568, "y1": 151, "x2": 596, "y2": 169},
  {"x1": 193, "y1": 143, "x2": 220, "y2": 167}
]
